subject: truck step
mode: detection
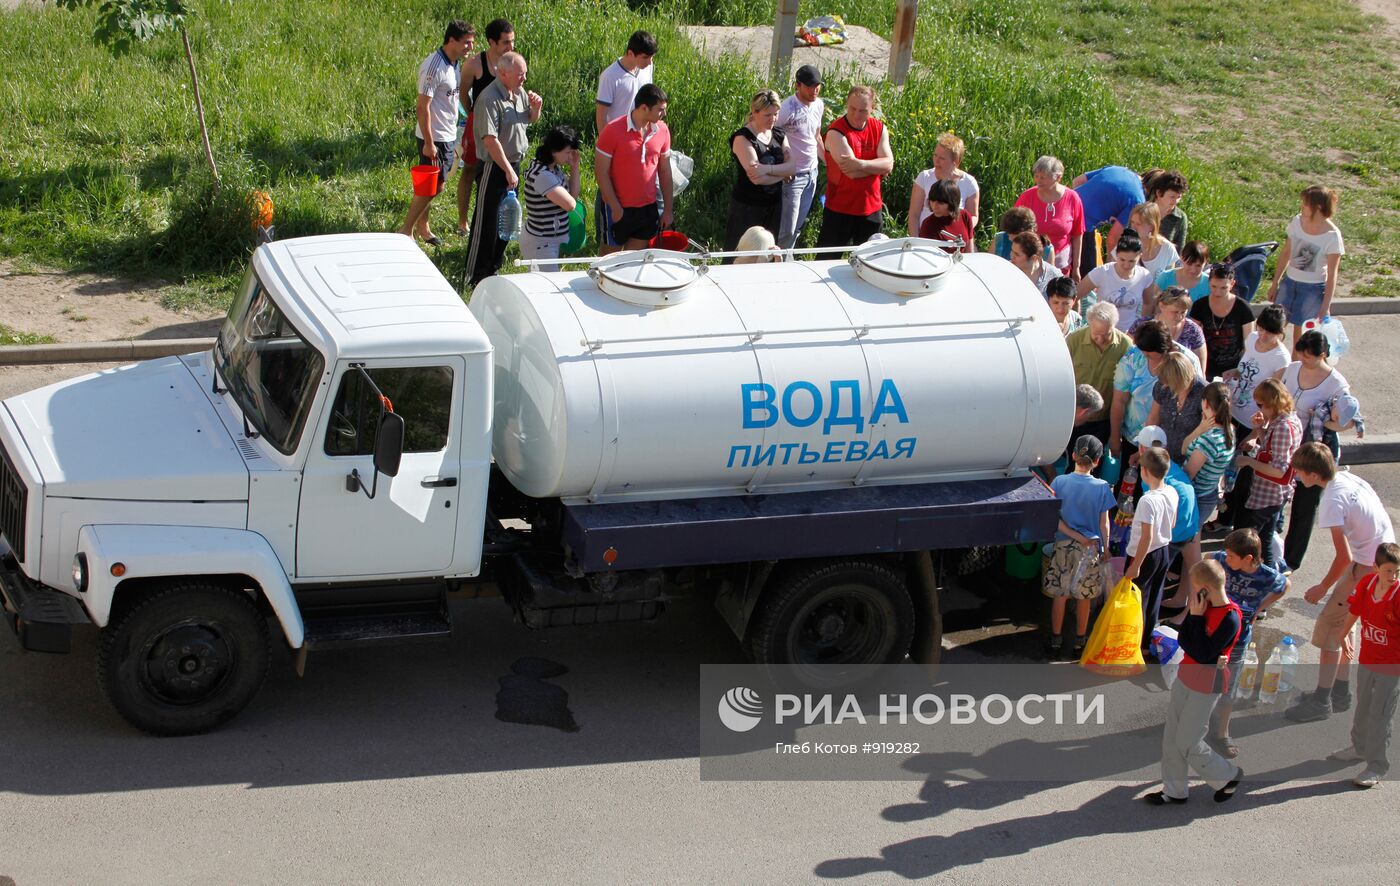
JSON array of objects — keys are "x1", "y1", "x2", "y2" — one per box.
[{"x1": 302, "y1": 611, "x2": 453, "y2": 650}]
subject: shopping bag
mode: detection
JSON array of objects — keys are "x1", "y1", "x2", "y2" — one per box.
[
  {"x1": 1151, "y1": 625, "x2": 1185, "y2": 688},
  {"x1": 1079, "y1": 576, "x2": 1146, "y2": 676}
]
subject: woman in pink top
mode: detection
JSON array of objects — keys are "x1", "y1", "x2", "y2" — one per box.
[{"x1": 1016, "y1": 155, "x2": 1085, "y2": 281}]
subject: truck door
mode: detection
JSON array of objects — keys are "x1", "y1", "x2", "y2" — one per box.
[{"x1": 296, "y1": 358, "x2": 464, "y2": 578}]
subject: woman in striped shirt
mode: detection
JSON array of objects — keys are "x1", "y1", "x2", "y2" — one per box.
[
  {"x1": 1183, "y1": 382, "x2": 1235, "y2": 527},
  {"x1": 1161, "y1": 381, "x2": 1237, "y2": 596},
  {"x1": 519, "y1": 126, "x2": 582, "y2": 271}
]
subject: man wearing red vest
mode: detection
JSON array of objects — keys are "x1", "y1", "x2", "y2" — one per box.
[{"x1": 816, "y1": 85, "x2": 893, "y2": 248}]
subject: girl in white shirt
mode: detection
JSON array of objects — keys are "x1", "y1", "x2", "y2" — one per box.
[
  {"x1": 1130, "y1": 202, "x2": 1180, "y2": 277},
  {"x1": 1076, "y1": 231, "x2": 1155, "y2": 331},
  {"x1": 1266, "y1": 185, "x2": 1345, "y2": 345}
]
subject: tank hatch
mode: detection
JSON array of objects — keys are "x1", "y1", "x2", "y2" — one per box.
[
  {"x1": 848, "y1": 237, "x2": 959, "y2": 296},
  {"x1": 588, "y1": 249, "x2": 704, "y2": 307}
]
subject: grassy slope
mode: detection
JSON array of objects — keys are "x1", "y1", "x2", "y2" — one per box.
[{"x1": 0, "y1": 0, "x2": 1393, "y2": 308}]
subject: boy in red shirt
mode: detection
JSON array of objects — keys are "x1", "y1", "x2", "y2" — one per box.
[{"x1": 1327, "y1": 542, "x2": 1400, "y2": 788}]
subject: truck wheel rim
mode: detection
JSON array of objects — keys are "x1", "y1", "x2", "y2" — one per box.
[
  {"x1": 794, "y1": 588, "x2": 891, "y2": 665},
  {"x1": 138, "y1": 621, "x2": 234, "y2": 706}
]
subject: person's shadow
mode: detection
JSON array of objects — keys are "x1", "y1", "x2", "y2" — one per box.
[{"x1": 815, "y1": 779, "x2": 1355, "y2": 879}]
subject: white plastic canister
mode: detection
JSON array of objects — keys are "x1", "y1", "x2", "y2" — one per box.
[{"x1": 470, "y1": 243, "x2": 1074, "y2": 503}]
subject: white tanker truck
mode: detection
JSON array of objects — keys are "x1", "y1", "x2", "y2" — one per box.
[{"x1": 0, "y1": 234, "x2": 1073, "y2": 734}]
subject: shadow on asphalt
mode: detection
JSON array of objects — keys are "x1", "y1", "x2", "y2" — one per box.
[{"x1": 814, "y1": 779, "x2": 1357, "y2": 879}]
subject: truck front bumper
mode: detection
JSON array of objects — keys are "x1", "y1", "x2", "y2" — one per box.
[{"x1": 0, "y1": 545, "x2": 89, "y2": 653}]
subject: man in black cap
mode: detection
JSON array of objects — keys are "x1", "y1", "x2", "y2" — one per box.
[{"x1": 775, "y1": 64, "x2": 825, "y2": 249}]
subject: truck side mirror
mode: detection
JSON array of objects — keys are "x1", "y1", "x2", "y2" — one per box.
[{"x1": 374, "y1": 412, "x2": 405, "y2": 477}]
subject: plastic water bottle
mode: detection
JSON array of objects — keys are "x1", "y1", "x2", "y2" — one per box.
[
  {"x1": 1223, "y1": 462, "x2": 1239, "y2": 493},
  {"x1": 1110, "y1": 496, "x2": 1135, "y2": 558},
  {"x1": 1235, "y1": 641, "x2": 1259, "y2": 700},
  {"x1": 1302, "y1": 316, "x2": 1351, "y2": 362},
  {"x1": 1280, "y1": 636, "x2": 1299, "y2": 692},
  {"x1": 1117, "y1": 464, "x2": 1139, "y2": 503},
  {"x1": 1259, "y1": 646, "x2": 1283, "y2": 704},
  {"x1": 497, "y1": 189, "x2": 522, "y2": 241}
]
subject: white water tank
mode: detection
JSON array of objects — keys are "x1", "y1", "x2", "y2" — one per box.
[{"x1": 470, "y1": 239, "x2": 1073, "y2": 503}]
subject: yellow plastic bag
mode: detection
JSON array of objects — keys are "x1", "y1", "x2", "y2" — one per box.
[{"x1": 1079, "y1": 576, "x2": 1146, "y2": 676}]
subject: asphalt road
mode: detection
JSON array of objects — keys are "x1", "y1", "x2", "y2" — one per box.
[{"x1": 3, "y1": 359, "x2": 1400, "y2": 884}]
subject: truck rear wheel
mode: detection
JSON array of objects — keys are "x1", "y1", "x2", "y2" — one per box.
[
  {"x1": 98, "y1": 584, "x2": 270, "y2": 736},
  {"x1": 746, "y1": 559, "x2": 914, "y2": 679}
]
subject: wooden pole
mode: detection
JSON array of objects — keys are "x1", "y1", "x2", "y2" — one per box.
[
  {"x1": 181, "y1": 26, "x2": 221, "y2": 190},
  {"x1": 888, "y1": 0, "x2": 918, "y2": 85},
  {"x1": 771, "y1": 0, "x2": 800, "y2": 84}
]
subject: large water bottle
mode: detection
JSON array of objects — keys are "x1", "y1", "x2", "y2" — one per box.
[
  {"x1": 497, "y1": 189, "x2": 522, "y2": 241},
  {"x1": 1235, "y1": 641, "x2": 1259, "y2": 700},
  {"x1": 1301, "y1": 316, "x2": 1351, "y2": 362},
  {"x1": 1279, "y1": 635, "x2": 1299, "y2": 692},
  {"x1": 1259, "y1": 645, "x2": 1283, "y2": 704}
]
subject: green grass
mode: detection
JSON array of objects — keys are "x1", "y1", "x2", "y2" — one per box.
[
  {"x1": 0, "y1": 323, "x2": 57, "y2": 345},
  {"x1": 0, "y1": 0, "x2": 1393, "y2": 305}
]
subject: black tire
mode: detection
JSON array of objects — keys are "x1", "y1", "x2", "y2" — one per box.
[
  {"x1": 746, "y1": 559, "x2": 914, "y2": 683},
  {"x1": 98, "y1": 584, "x2": 270, "y2": 736}
]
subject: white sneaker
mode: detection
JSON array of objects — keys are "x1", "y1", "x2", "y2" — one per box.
[
  {"x1": 1330, "y1": 746, "x2": 1365, "y2": 762},
  {"x1": 1354, "y1": 769, "x2": 1382, "y2": 789}
]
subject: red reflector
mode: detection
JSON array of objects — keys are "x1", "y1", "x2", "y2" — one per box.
[
  {"x1": 110, "y1": 563, "x2": 126, "y2": 577},
  {"x1": 602, "y1": 547, "x2": 619, "y2": 565}
]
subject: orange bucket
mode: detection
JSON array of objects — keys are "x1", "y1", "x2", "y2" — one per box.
[{"x1": 410, "y1": 164, "x2": 440, "y2": 197}]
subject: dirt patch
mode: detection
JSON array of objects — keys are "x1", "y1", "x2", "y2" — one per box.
[
  {"x1": 681, "y1": 25, "x2": 896, "y2": 85},
  {"x1": 1355, "y1": 0, "x2": 1400, "y2": 37},
  {"x1": 0, "y1": 261, "x2": 223, "y2": 344}
]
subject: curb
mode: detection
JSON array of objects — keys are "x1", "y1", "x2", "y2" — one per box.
[
  {"x1": 1342, "y1": 434, "x2": 1400, "y2": 466},
  {"x1": 0, "y1": 338, "x2": 214, "y2": 366},
  {"x1": 1250, "y1": 297, "x2": 1398, "y2": 318}
]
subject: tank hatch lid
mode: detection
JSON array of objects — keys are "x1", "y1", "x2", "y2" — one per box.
[
  {"x1": 589, "y1": 249, "x2": 704, "y2": 307},
  {"x1": 848, "y1": 237, "x2": 959, "y2": 296}
]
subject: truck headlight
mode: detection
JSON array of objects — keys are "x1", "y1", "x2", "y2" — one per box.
[{"x1": 71, "y1": 553, "x2": 89, "y2": 593}]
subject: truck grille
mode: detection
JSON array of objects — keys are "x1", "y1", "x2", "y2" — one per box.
[{"x1": 0, "y1": 439, "x2": 27, "y2": 563}]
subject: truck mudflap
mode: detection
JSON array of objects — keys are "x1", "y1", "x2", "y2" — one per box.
[
  {"x1": 0, "y1": 550, "x2": 90, "y2": 653},
  {"x1": 561, "y1": 474, "x2": 1059, "y2": 573}
]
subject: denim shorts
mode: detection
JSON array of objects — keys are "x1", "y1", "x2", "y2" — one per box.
[{"x1": 1277, "y1": 276, "x2": 1325, "y2": 326}]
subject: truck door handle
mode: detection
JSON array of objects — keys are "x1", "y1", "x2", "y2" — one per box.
[{"x1": 421, "y1": 476, "x2": 458, "y2": 488}]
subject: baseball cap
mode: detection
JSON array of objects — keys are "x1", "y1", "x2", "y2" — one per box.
[
  {"x1": 1135, "y1": 424, "x2": 1168, "y2": 449},
  {"x1": 795, "y1": 64, "x2": 822, "y2": 87},
  {"x1": 1073, "y1": 434, "x2": 1104, "y2": 463}
]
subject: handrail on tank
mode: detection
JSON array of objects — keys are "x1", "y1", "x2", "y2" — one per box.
[
  {"x1": 579, "y1": 315, "x2": 1035, "y2": 351},
  {"x1": 513, "y1": 236, "x2": 968, "y2": 269}
]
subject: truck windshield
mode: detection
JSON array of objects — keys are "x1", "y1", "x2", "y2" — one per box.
[{"x1": 216, "y1": 269, "x2": 325, "y2": 455}]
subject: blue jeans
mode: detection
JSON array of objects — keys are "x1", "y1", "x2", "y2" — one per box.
[
  {"x1": 1277, "y1": 276, "x2": 1325, "y2": 326},
  {"x1": 777, "y1": 169, "x2": 817, "y2": 249}
]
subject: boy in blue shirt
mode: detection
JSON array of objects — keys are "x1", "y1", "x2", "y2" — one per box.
[
  {"x1": 1208, "y1": 528, "x2": 1290, "y2": 757},
  {"x1": 1046, "y1": 435, "x2": 1117, "y2": 659}
]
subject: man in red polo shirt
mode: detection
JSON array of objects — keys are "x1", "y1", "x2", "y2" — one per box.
[
  {"x1": 816, "y1": 85, "x2": 893, "y2": 248},
  {"x1": 595, "y1": 83, "x2": 674, "y2": 253}
]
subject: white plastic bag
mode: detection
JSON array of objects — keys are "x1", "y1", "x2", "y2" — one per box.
[
  {"x1": 1151, "y1": 625, "x2": 1185, "y2": 688},
  {"x1": 669, "y1": 151, "x2": 694, "y2": 197}
]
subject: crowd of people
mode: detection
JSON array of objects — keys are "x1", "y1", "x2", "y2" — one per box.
[{"x1": 393, "y1": 18, "x2": 1393, "y2": 801}]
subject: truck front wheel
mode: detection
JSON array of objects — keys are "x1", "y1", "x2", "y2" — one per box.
[
  {"x1": 98, "y1": 584, "x2": 271, "y2": 736},
  {"x1": 747, "y1": 560, "x2": 914, "y2": 678}
]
